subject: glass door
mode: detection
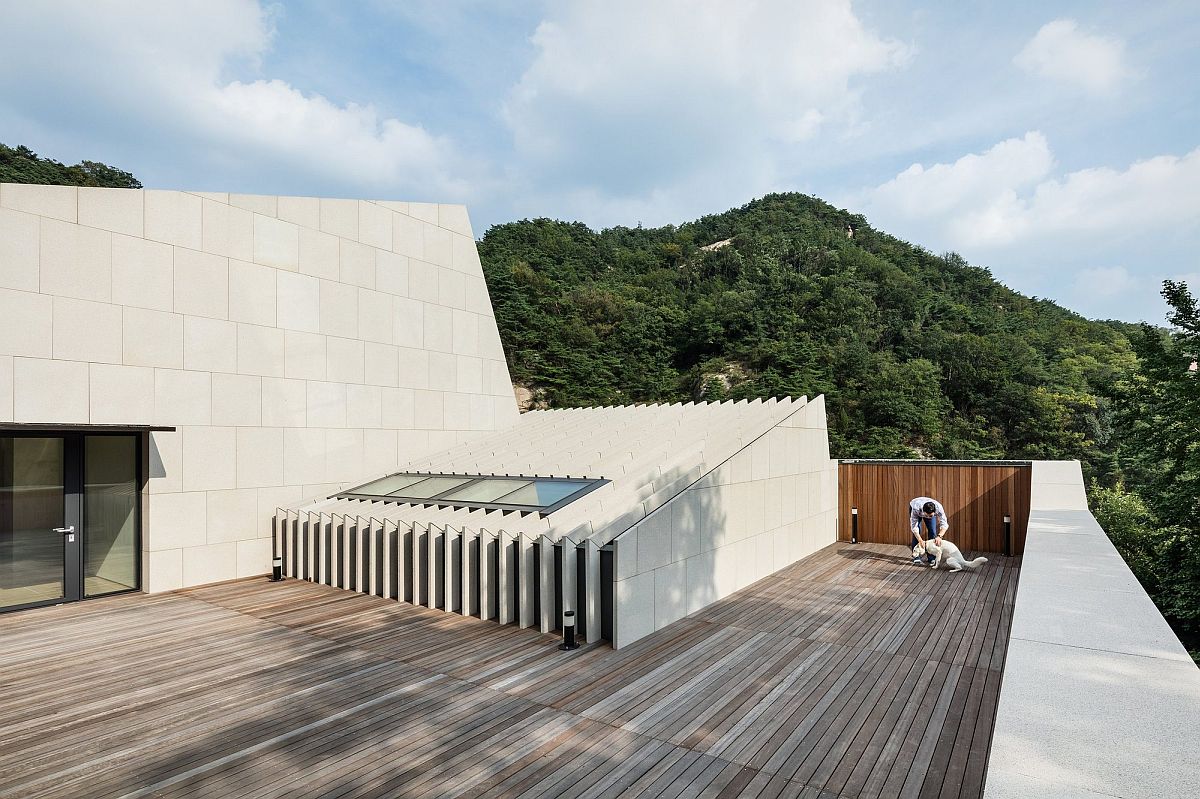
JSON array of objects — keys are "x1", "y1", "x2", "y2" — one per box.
[
  {"x1": 1, "y1": 432, "x2": 139, "y2": 612},
  {"x1": 84, "y1": 435, "x2": 139, "y2": 597},
  {"x1": 0, "y1": 436, "x2": 77, "y2": 611}
]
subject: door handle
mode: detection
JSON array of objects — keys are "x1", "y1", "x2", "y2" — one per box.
[{"x1": 53, "y1": 526, "x2": 75, "y2": 534}]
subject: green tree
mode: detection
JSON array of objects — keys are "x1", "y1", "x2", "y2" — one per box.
[
  {"x1": 1119, "y1": 281, "x2": 1200, "y2": 524},
  {"x1": 0, "y1": 143, "x2": 141, "y2": 188},
  {"x1": 1104, "y1": 280, "x2": 1200, "y2": 660}
]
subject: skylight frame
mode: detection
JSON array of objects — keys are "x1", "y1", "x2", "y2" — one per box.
[{"x1": 333, "y1": 471, "x2": 609, "y2": 517}]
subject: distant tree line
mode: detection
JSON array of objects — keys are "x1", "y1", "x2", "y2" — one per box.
[{"x1": 0, "y1": 142, "x2": 141, "y2": 188}]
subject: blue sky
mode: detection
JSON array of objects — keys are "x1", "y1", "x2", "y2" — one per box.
[{"x1": 1, "y1": 1, "x2": 1197, "y2": 323}]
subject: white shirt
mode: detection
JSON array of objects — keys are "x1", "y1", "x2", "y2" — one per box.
[{"x1": 909, "y1": 497, "x2": 948, "y2": 535}]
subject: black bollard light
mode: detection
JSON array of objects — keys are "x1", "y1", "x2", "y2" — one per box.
[
  {"x1": 851, "y1": 506, "x2": 858, "y2": 544},
  {"x1": 559, "y1": 610, "x2": 579, "y2": 651},
  {"x1": 271, "y1": 556, "x2": 284, "y2": 582},
  {"x1": 1003, "y1": 515, "x2": 1012, "y2": 558}
]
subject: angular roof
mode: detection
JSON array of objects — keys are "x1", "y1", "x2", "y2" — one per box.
[{"x1": 285, "y1": 396, "x2": 813, "y2": 546}]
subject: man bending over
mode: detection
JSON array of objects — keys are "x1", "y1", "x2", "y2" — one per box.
[{"x1": 909, "y1": 496, "x2": 948, "y2": 565}]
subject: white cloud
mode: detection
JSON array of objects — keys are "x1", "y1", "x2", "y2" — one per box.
[
  {"x1": 0, "y1": 0, "x2": 469, "y2": 196},
  {"x1": 1020, "y1": 151, "x2": 1200, "y2": 239},
  {"x1": 1073, "y1": 265, "x2": 1135, "y2": 300},
  {"x1": 857, "y1": 134, "x2": 1200, "y2": 321},
  {"x1": 207, "y1": 80, "x2": 468, "y2": 193},
  {"x1": 861, "y1": 133, "x2": 1200, "y2": 250},
  {"x1": 1014, "y1": 19, "x2": 1128, "y2": 94},
  {"x1": 503, "y1": 0, "x2": 910, "y2": 225},
  {"x1": 866, "y1": 132, "x2": 1055, "y2": 246}
]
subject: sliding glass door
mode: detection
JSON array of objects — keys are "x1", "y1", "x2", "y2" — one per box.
[{"x1": 0, "y1": 433, "x2": 139, "y2": 612}]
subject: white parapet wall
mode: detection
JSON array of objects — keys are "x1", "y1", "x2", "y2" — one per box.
[
  {"x1": 984, "y1": 460, "x2": 1200, "y2": 798},
  {"x1": 612, "y1": 396, "x2": 837, "y2": 648},
  {"x1": 0, "y1": 184, "x2": 519, "y2": 592}
]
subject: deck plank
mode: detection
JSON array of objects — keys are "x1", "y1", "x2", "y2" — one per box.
[{"x1": 0, "y1": 542, "x2": 1019, "y2": 798}]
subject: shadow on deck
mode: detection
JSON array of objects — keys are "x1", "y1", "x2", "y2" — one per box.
[{"x1": 0, "y1": 542, "x2": 1019, "y2": 799}]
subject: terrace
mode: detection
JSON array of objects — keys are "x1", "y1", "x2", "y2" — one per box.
[
  {"x1": 4, "y1": 184, "x2": 1195, "y2": 798},
  {"x1": 0, "y1": 541, "x2": 1017, "y2": 799},
  {"x1": 3, "y1": 460, "x2": 1196, "y2": 799}
]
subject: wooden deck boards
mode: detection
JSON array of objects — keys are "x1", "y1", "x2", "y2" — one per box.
[{"x1": 0, "y1": 542, "x2": 1019, "y2": 798}]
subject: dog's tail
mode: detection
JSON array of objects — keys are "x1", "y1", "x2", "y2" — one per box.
[{"x1": 966, "y1": 556, "x2": 989, "y2": 570}]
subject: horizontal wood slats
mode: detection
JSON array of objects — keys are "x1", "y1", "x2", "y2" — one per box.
[
  {"x1": 838, "y1": 462, "x2": 1031, "y2": 555},
  {"x1": 0, "y1": 541, "x2": 1018, "y2": 798}
]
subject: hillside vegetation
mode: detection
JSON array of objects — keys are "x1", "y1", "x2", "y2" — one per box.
[{"x1": 480, "y1": 194, "x2": 1134, "y2": 473}]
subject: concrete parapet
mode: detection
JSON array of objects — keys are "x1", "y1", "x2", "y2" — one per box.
[{"x1": 985, "y1": 460, "x2": 1200, "y2": 798}]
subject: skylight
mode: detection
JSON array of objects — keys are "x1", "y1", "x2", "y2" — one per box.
[{"x1": 335, "y1": 472, "x2": 607, "y2": 515}]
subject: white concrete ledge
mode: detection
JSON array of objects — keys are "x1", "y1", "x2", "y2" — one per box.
[{"x1": 985, "y1": 461, "x2": 1200, "y2": 798}]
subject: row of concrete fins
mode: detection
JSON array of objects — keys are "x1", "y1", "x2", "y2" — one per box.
[
  {"x1": 273, "y1": 509, "x2": 605, "y2": 641},
  {"x1": 403, "y1": 396, "x2": 801, "y2": 481}
]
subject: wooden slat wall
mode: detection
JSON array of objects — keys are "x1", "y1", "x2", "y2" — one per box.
[{"x1": 838, "y1": 462, "x2": 1030, "y2": 554}]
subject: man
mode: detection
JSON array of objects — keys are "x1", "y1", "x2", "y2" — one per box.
[{"x1": 909, "y1": 496, "x2": 948, "y2": 565}]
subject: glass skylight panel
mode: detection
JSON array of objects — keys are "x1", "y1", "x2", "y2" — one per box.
[
  {"x1": 494, "y1": 479, "x2": 585, "y2": 507},
  {"x1": 337, "y1": 472, "x2": 606, "y2": 513},
  {"x1": 350, "y1": 474, "x2": 428, "y2": 496},
  {"x1": 439, "y1": 479, "x2": 532, "y2": 503},
  {"x1": 392, "y1": 476, "x2": 471, "y2": 498}
]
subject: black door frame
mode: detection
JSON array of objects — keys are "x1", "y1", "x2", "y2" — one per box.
[{"x1": 1, "y1": 430, "x2": 142, "y2": 614}]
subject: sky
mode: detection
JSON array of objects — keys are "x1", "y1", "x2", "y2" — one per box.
[{"x1": 1, "y1": 0, "x2": 1197, "y2": 323}]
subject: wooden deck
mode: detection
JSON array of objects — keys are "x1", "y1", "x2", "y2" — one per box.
[{"x1": 0, "y1": 542, "x2": 1019, "y2": 799}]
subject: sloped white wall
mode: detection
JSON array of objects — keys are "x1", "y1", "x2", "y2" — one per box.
[
  {"x1": 612, "y1": 397, "x2": 837, "y2": 647},
  {"x1": 0, "y1": 184, "x2": 518, "y2": 591}
]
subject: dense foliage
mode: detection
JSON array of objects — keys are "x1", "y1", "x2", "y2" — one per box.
[
  {"x1": 480, "y1": 193, "x2": 1134, "y2": 475},
  {"x1": 0, "y1": 143, "x2": 141, "y2": 188},
  {"x1": 1099, "y1": 281, "x2": 1200, "y2": 658}
]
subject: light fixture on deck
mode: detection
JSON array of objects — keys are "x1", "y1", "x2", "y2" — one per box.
[
  {"x1": 271, "y1": 556, "x2": 284, "y2": 582},
  {"x1": 1003, "y1": 515, "x2": 1012, "y2": 558},
  {"x1": 851, "y1": 506, "x2": 858, "y2": 544},
  {"x1": 559, "y1": 610, "x2": 579, "y2": 651}
]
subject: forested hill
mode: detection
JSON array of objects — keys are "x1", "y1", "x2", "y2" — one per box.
[{"x1": 479, "y1": 193, "x2": 1134, "y2": 474}]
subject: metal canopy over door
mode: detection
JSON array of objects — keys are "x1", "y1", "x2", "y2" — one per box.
[{"x1": 0, "y1": 432, "x2": 140, "y2": 613}]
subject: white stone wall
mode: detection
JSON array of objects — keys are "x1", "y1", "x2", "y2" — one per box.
[
  {"x1": 612, "y1": 397, "x2": 837, "y2": 647},
  {"x1": 0, "y1": 184, "x2": 518, "y2": 591}
]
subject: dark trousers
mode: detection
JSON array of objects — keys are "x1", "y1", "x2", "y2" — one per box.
[{"x1": 911, "y1": 514, "x2": 937, "y2": 562}]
